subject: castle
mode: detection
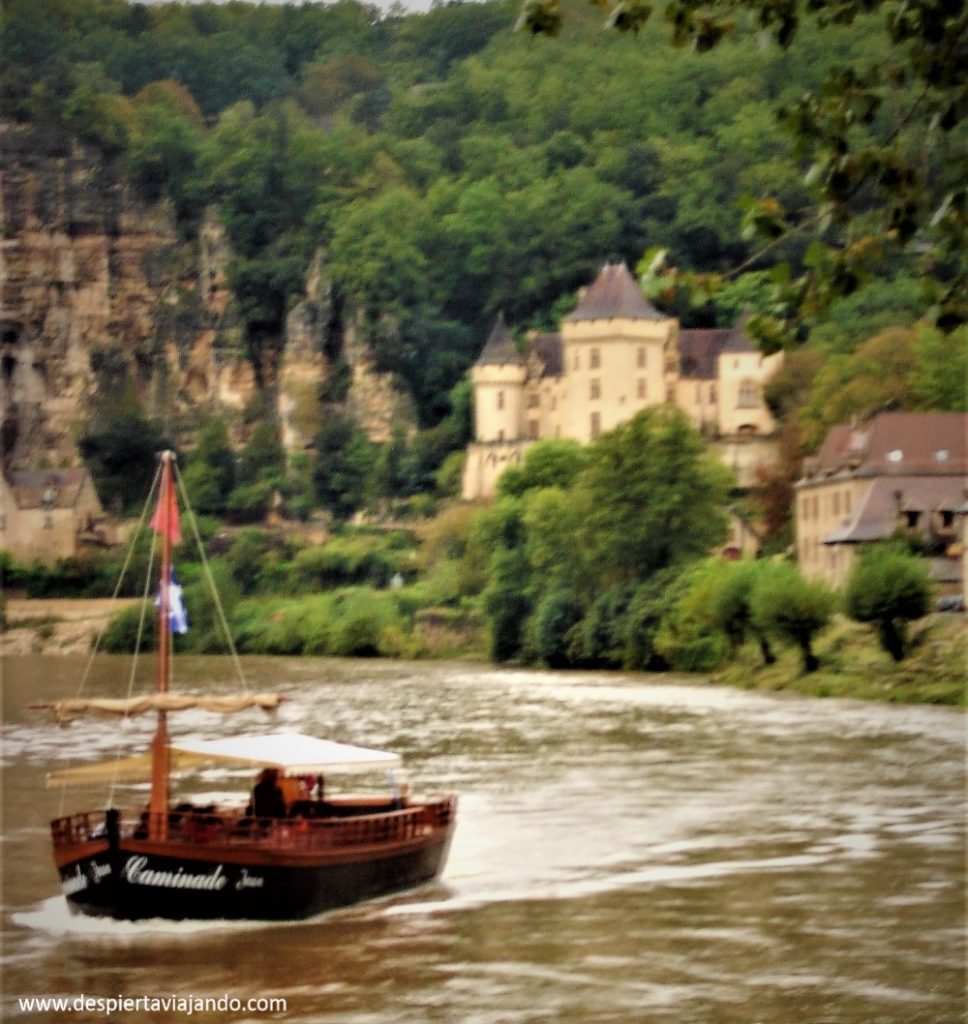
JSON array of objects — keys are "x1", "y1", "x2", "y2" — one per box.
[{"x1": 462, "y1": 262, "x2": 783, "y2": 501}]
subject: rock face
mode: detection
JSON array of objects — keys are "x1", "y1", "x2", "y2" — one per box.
[{"x1": 0, "y1": 121, "x2": 411, "y2": 472}]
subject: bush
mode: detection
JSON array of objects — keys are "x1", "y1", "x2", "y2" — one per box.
[
  {"x1": 844, "y1": 546, "x2": 931, "y2": 661},
  {"x1": 571, "y1": 586, "x2": 633, "y2": 667},
  {"x1": 751, "y1": 562, "x2": 836, "y2": 673},
  {"x1": 653, "y1": 561, "x2": 729, "y2": 672},
  {"x1": 102, "y1": 602, "x2": 156, "y2": 653},
  {"x1": 711, "y1": 560, "x2": 776, "y2": 664},
  {"x1": 527, "y1": 587, "x2": 585, "y2": 667},
  {"x1": 622, "y1": 567, "x2": 690, "y2": 670}
]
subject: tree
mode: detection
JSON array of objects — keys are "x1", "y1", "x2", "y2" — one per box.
[
  {"x1": 711, "y1": 559, "x2": 775, "y2": 664},
  {"x1": 78, "y1": 409, "x2": 169, "y2": 515},
  {"x1": 182, "y1": 418, "x2": 235, "y2": 516},
  {"x1": 313, "y1": 413, "x2": 374, "y2": 520},
  {"x1": 844, "y1": 546, "x2": 931, "y2": 661},
  {"x1": 519, "y1": 0, "x2": 967, "y2": 339},
  {"x1": 497, "y1": 439, "x2": 589, "y2": 498},
  {"x1": 575, "y1": 406, "x2": 732, "y2": 588},
  {"x1": 482, "y1": 547, "x2": 532, "y2": 662},
  {"x1": 750, "y1": 562, "x2": 835, "y2": 672},
  {"x1": 227, "y1": 421, "x2": 284, "y2": 523}
]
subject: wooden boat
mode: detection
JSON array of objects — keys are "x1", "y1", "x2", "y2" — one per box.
[{"x1": 36, "y1": 452, "x2": 456, "y2": 921}]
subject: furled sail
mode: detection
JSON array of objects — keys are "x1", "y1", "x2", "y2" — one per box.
[{"x1": 30, "y1": 693, "x2": 283, "y2": 723}]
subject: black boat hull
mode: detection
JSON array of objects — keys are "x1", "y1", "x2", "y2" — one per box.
[{"x1": 57, "y1": 836, "x2": 452, "y2": 921}]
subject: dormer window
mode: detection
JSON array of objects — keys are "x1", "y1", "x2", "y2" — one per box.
[
  {"x1": 935, "y1": 449, "x2": 949, "y2": 463},
  {"x1": 887, "y1": 449, "x2": 903, "y2": 463}
]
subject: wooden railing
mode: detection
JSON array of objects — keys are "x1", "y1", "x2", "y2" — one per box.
[{"x1": 51, "y1": 797, "x2": 456, "y2": 853}]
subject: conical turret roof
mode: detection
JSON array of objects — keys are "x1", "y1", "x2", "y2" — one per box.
[
  {"x1": 476, "y1": 313, "x2": 523, "y2": 365},
  {"x1": 564, "y1": 262, "x2": 664, "y2": 323}
]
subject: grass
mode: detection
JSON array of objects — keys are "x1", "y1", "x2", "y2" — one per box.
[{"x1": 713, "y1": 614, "x2": 967, "y2": 705}]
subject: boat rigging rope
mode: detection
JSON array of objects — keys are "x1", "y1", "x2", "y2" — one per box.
[
  {"x1": 59, "y1": 464, "x2": 162, "y2": 817},
  {"x1": 71, "y1": 463, "x2": 162, "y2": 702},
  {"x1": 105, "y1": 526, "x2": 158, "y2": 809},
  {"x1": 173, "y1": 459, "x2": 250, "y2": 693}
]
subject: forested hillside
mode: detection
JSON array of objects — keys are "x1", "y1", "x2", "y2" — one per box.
[{"x1": 2, "y1": 0, "x2": 964, "y2": 521}]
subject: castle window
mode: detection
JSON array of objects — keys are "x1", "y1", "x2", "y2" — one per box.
[
  {"x1": 574, "y1": 353, "x2": 580, "y2": 370},
  {"x1": 498, "y1": 429, "x2": 505, "y2": 442},
  {"x1": 590, "y1": 379, "x2": 601, "y2": 400},
  {"x1": 710, "y1": 384, "x2": 717, "y2": 403},
  {"x1": 528, "y1": 420, "x2": 539, "y2": 439},
  {"x1": 637, "y1": 347, "x2": 646, "y2": 368},
  {"x1": 590, "y1": 347, "x2": 600, "y2": 369},
  {"x1": 497, "y1": 390, "x2": 504, "y2": 410},
  {"x1": 738, "y1": 379, "x2": 759, "y2": 408},
  {"x1": 637, "y1": 379, "x2": 646, "y2": 400},
  {"x1": 590, "y1": 412, "x2": 601, "y2": 438},
  {"x1": 528, "y1": 393, "x2": 539, "y2": 408}
]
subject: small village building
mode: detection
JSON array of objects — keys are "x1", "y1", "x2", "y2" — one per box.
[
  {"x1": 795, "y1": 411, "x2": 967, "y2": 587},
  {"x1": 0, "y1": 467, "x2": 108, "y2": 565},
  {"x1": 462, "y1": 261, "x2": 783, "y2": 503}
]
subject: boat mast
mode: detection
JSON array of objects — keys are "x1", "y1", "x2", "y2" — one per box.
[{"x1": 149, "y1": 451, "x2": 174, "y2": 841}]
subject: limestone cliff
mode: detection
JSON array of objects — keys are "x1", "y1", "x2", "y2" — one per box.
[{"x1": 0, "y1": 121, "x2": 411, "y2": 473}]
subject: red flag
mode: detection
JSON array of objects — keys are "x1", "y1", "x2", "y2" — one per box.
[{"x1": 150, "y1": 475, "x2": 181, "y2": 545}]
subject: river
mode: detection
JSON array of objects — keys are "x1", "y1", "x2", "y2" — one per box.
[{"x1": 1, "y1": 655, "x2": 964, "y2": 1023}]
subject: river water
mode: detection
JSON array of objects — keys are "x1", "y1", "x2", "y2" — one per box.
[{"x1": 1, "y1": 655, "x2": 965, "y2": 1023}]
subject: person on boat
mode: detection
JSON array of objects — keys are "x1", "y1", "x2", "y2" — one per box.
[{"x1": 252, "y1": 768, "x2": 286, "y2": 818}]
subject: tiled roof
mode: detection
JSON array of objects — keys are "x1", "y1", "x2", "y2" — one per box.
[
  {"x1": 678, "y1": 329, "x2": 731, "y2": 380},
  {"x1": 823, "y1": 475, "x2": 967, "y2": 544},
  {"x1": 804, "y1": 412, "x2": 967, "y2": 479},
  {"x1": 528, "y1": 332, "x2": 563, "y2": 377},
  {"x1": 563, "y1": 262, "x2": 665, "y2": 323},
  {"x1": 7, "y1": 468, "x2": 92, "y2": 509},
  {"x1": 475, "y1": 313, "x2": 523, "y2": 366}
]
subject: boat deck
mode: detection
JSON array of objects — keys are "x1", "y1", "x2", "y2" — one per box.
[{"x1": 52, "y1": 796, "x2": 456, "y2": 857}]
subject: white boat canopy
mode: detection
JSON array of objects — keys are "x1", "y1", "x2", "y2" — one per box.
[{"x1": 46, "y1": 731, "x2": 402, "y2": 788}]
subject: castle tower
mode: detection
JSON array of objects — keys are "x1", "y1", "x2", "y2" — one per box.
[
  {"x1": 462, "y1": 315, "x2": 529, "y2": 500},
  {"x1": 470, "y1": 313, "x2": 527, "y2": 443},
  {"x1": 560, "y1": 262, "x2": 677, "y2": 442}
]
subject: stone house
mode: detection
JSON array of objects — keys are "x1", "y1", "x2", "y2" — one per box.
[
  {"x1": 462, "y1": 261, "x2": 783, "y2": 501},
  {"x1": 0, "y1": 467, "x2": 107, "y2": 565},
  {"x1": 795, "y1": 411, "x2": 967, "y2": 587}
]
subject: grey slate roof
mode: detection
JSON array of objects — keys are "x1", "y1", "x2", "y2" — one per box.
[
  {"x1": 475, "y1": 313, "x2": 523, "y2": 366},
  {"x1": 563, "y1": 262, "x2": 665, "y2": 323},
  {"x1": 678, "y1": 329, "x2": 731, "y2": 380},
  {"x1": 528, "y1": 333, "x2": 563, "y2": 377}
]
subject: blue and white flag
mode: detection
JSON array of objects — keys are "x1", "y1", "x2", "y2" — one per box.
[{"x1": 157, "y1": 567, "x2": 190, "y2": 634}]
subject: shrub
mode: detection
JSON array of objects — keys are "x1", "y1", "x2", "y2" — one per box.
[
  {"x1": 844, "y1": 546, "x2": 931, "y2": 661},
  {"x1": 102, "y1": 602, "x2": 156, "y2": 653},
  {"x1": 751, "y1": 562, "x2": 836, "y2": 673},
  {"x1": 527, "y1": 587, "x2": 585, "y2": 667}
]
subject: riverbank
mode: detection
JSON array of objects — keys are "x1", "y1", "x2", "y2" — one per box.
[
  {"x1": 0, "y1": 598, "x2": 140, "y2": 656},
  {"x1": 712, "y1": 613, "x2": 967, "y2": 705},
  {"x1": 2, "y1": 599, "x2": 964, "y2": 706}
]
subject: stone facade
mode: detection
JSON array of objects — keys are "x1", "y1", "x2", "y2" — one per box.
[
  {"x1": 0, "y1": 467, "x2": 112, "y2": 564},
  {"x1": 795, "y1": 411, "x2": 967, "y2": 587},
  {"x1": 462, "y1": 263, "x2": 782, "y2": 500}
]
